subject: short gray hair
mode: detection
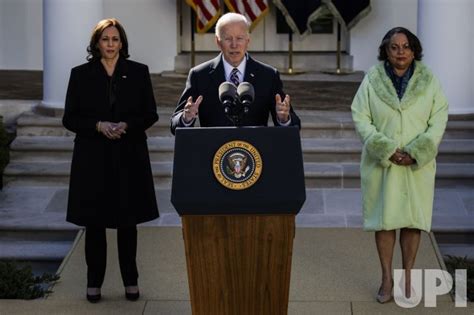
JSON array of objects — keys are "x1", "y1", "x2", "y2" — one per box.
[{"x1": 215, "y1": 13, "x2": 250, "y2": 39}]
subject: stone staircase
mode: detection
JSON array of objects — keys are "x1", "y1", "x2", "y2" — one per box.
[
  {"x1": 4, "y1": 108, "x2": 474, "y2": 189},
  {"x1": 2, "y1": 107, "x2": 474, "y2": 266}
]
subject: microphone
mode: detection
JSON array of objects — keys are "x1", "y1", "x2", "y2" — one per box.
[
  {"x1": 237, "y1": 82, "x2": 254, "y2": 114},
  {"x1": 218, "y1": 82, "x2": 237, "y2": 113}
]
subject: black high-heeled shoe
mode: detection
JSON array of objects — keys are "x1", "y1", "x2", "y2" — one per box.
[
  {"x1": 125, "y1": 286, "x2": 140, "y2": 301},
  {"x1": 86, "y1": 288, "x2": 101, "y2": 303}
]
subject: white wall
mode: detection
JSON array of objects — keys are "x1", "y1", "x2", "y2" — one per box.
[
  {"x1": 0, "y1": 0, "x2": 176, "y2": 73},
  {"x1": 0, "y1": 0, "x2": 43, "y2": 70},
  {"x1": 104, "y1": 0, "x2": 177, "y2": 73},
  {"x1": 42, "y1": 0, "x2": 103, "y2": 109},
  {"x1": 0, "y1": 3, "x2": 3, "y2": 68},
  {"x1": 468, "y1": 1, "x2": 474, "y2": 113},
  {"x1": 0, "y1": 0, "x2": 417, "y2": 73},
  {"x1": 418, "y1": 0, "x2": 474, "y2": 114},
  {"x1": 350, "y1": 0, "x2": 418, "y2": 72}
]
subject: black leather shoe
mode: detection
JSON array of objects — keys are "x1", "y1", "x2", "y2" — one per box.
[
  {"x1": 125, "y1": 286, "x2": 140, "y2": 301},
  {"x1": 86, "y1": 288, "x2": 101, "y2": 303},
  {"x1": 125, "y1": 291, "x2": 139, "y2": 301}
]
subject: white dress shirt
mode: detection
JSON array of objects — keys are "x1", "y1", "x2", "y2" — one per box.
[{"x1": 222, "y1": 56, "x2": 246, "y2": 84}]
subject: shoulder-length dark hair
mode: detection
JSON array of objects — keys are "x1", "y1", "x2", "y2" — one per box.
[
  {"x1": 87, "y1": 18, "x2": 130, "y2": 61},
  {"x1": 378, "y1": 27, "x2": 423, "y2": 61}
]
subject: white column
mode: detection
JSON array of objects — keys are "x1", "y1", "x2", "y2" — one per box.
[
  {"x1": 418, "y1": 0, "x2": 474, "y2": 114},
  {"x1": 41, "y1": 0, "x2": 103, "y2": 113}
]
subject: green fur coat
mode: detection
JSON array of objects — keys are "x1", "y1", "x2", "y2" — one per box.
[{"x1": 351, "y1": 61, "x2": 448, "y2": 232}]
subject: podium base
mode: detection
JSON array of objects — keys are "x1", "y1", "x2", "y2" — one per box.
[{"x1": 182, "y1": 214, "x2": 295, "y2": 315}]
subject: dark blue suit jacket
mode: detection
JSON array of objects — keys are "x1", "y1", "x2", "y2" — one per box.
[{"x1": 170, "y1": 54, "x2": 300, "y2": 134}]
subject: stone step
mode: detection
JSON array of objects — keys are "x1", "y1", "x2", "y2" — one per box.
[
  {"x1": 434, "y1": 232, "x2": 474, "y2": 262},
  {"x1": 9, "y1": 136, "x2": 176, "y2": 162},
  {"x1": 0, "y1": 240, "x2": 73, "y2": 261},
  {"x1": 9, "y1": 136, "x2": 474, "y2": 164},
  {"x1": 0, "y1": 230, "x2": 77, "y2": 261},
  {"x1": 4, "y1": 161, "x2": 173, "y2": 188},
  {"x1": 5, "y1": 161, "x2": 474, "y2": 189},
  {"x1": 437, "y1": 244, "x2": 474, "y2": 262},
  {"x1": 302, "y1": 138, "x2": 474, "y2": 163},
  {"x1": 15, "y1": 111, "x2": 474, "y2": 139},
  {"x1": 16, "y1": 110, "x2": 173, "y2": 138}
]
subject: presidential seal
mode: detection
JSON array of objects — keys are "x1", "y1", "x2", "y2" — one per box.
[{"x1": 212, "y1": 140, "x2": 263, "y2": 190}]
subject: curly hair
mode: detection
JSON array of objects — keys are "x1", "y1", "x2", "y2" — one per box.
[
  {"x1": 87, "y1": 18, "x2": 129, "y2": 61},
  {"x1": 378, "y1": 27, "x2": 423, "y2": 61}
]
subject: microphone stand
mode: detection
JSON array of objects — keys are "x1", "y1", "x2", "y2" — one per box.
[
  {"x1": 225, "y1": 99, "x2": 246, "y2": 127},
  {"x1": 220, "y1": 82, "x2": 253, "y2": 127}
]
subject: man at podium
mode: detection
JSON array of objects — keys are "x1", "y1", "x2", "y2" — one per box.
[{"x1": 170, "y1": 12, "x2": 301, "y2": 134}]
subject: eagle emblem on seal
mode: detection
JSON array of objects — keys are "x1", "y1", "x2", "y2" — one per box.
[{"x1": 226, "y1": 153, "x2": 250, "y2": 179}]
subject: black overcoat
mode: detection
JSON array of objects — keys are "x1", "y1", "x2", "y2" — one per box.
[
  {"x1": 63, "y1": 58, "x2": 159, "y2": 228},
  {"x1": 170, "y1": 54, "x2": 301, "y2": 134}
]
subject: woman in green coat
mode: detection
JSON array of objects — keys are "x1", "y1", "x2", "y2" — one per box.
[{"x1": 351, "y1": 27, "x2": 448, "y2": 303}]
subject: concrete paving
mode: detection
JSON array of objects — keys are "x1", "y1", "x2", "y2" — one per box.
[
  {"x1": 2, "y1": 227, "x2": 472, "y2": 314},
  {"x1": 1, "y1": 186, "x2": 474, "y2": 232}
]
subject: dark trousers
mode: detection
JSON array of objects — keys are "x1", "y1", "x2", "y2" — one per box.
[{"x1": 85, "y1": 226, "x2": 138, "y2": 288}]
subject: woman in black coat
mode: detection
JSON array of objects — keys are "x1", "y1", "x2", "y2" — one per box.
[{"x1": 62, "y1": 18, "x2": 159, "y2": 303}]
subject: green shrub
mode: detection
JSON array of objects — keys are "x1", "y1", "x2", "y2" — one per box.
[
  {"x1": 0, "y1": 261, "x2": 60, "y2": 299},
  {"x1": 444, "y1": 255, "x2": 473, "y2": 302}
]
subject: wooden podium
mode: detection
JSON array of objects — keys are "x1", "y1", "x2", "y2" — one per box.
[{"x1": 171, "y1": 127, "x2": 305, "y2": 315}]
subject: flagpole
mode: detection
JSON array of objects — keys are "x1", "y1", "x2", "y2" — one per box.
[
  {"x1": 190, "y1": 7, "x2": 195, "y2": 68},
  {"x1": 322, "y1": 21, "x2": 353, "y2": 75},
  {"x1": 336, "y1": 22, "x2": 341, "y2": 74},
  {"x1": 288, "y1": 30, "x2": 293, "y2": 74},
  {"x1": 284, "y1": 30, "x2": 303, "y2": 75}
]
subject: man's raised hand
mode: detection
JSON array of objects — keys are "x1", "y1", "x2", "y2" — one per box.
[
  {"x1": 183, "y1": 95, "x2": 203, "y2": 123},
  {"x1": 275, "y1": 94, "x2": 291, "y2": 123}
]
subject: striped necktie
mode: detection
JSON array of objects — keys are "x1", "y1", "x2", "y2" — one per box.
[{"x1": 230, "y1": 68, "x2": 240, "y2": 86}]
